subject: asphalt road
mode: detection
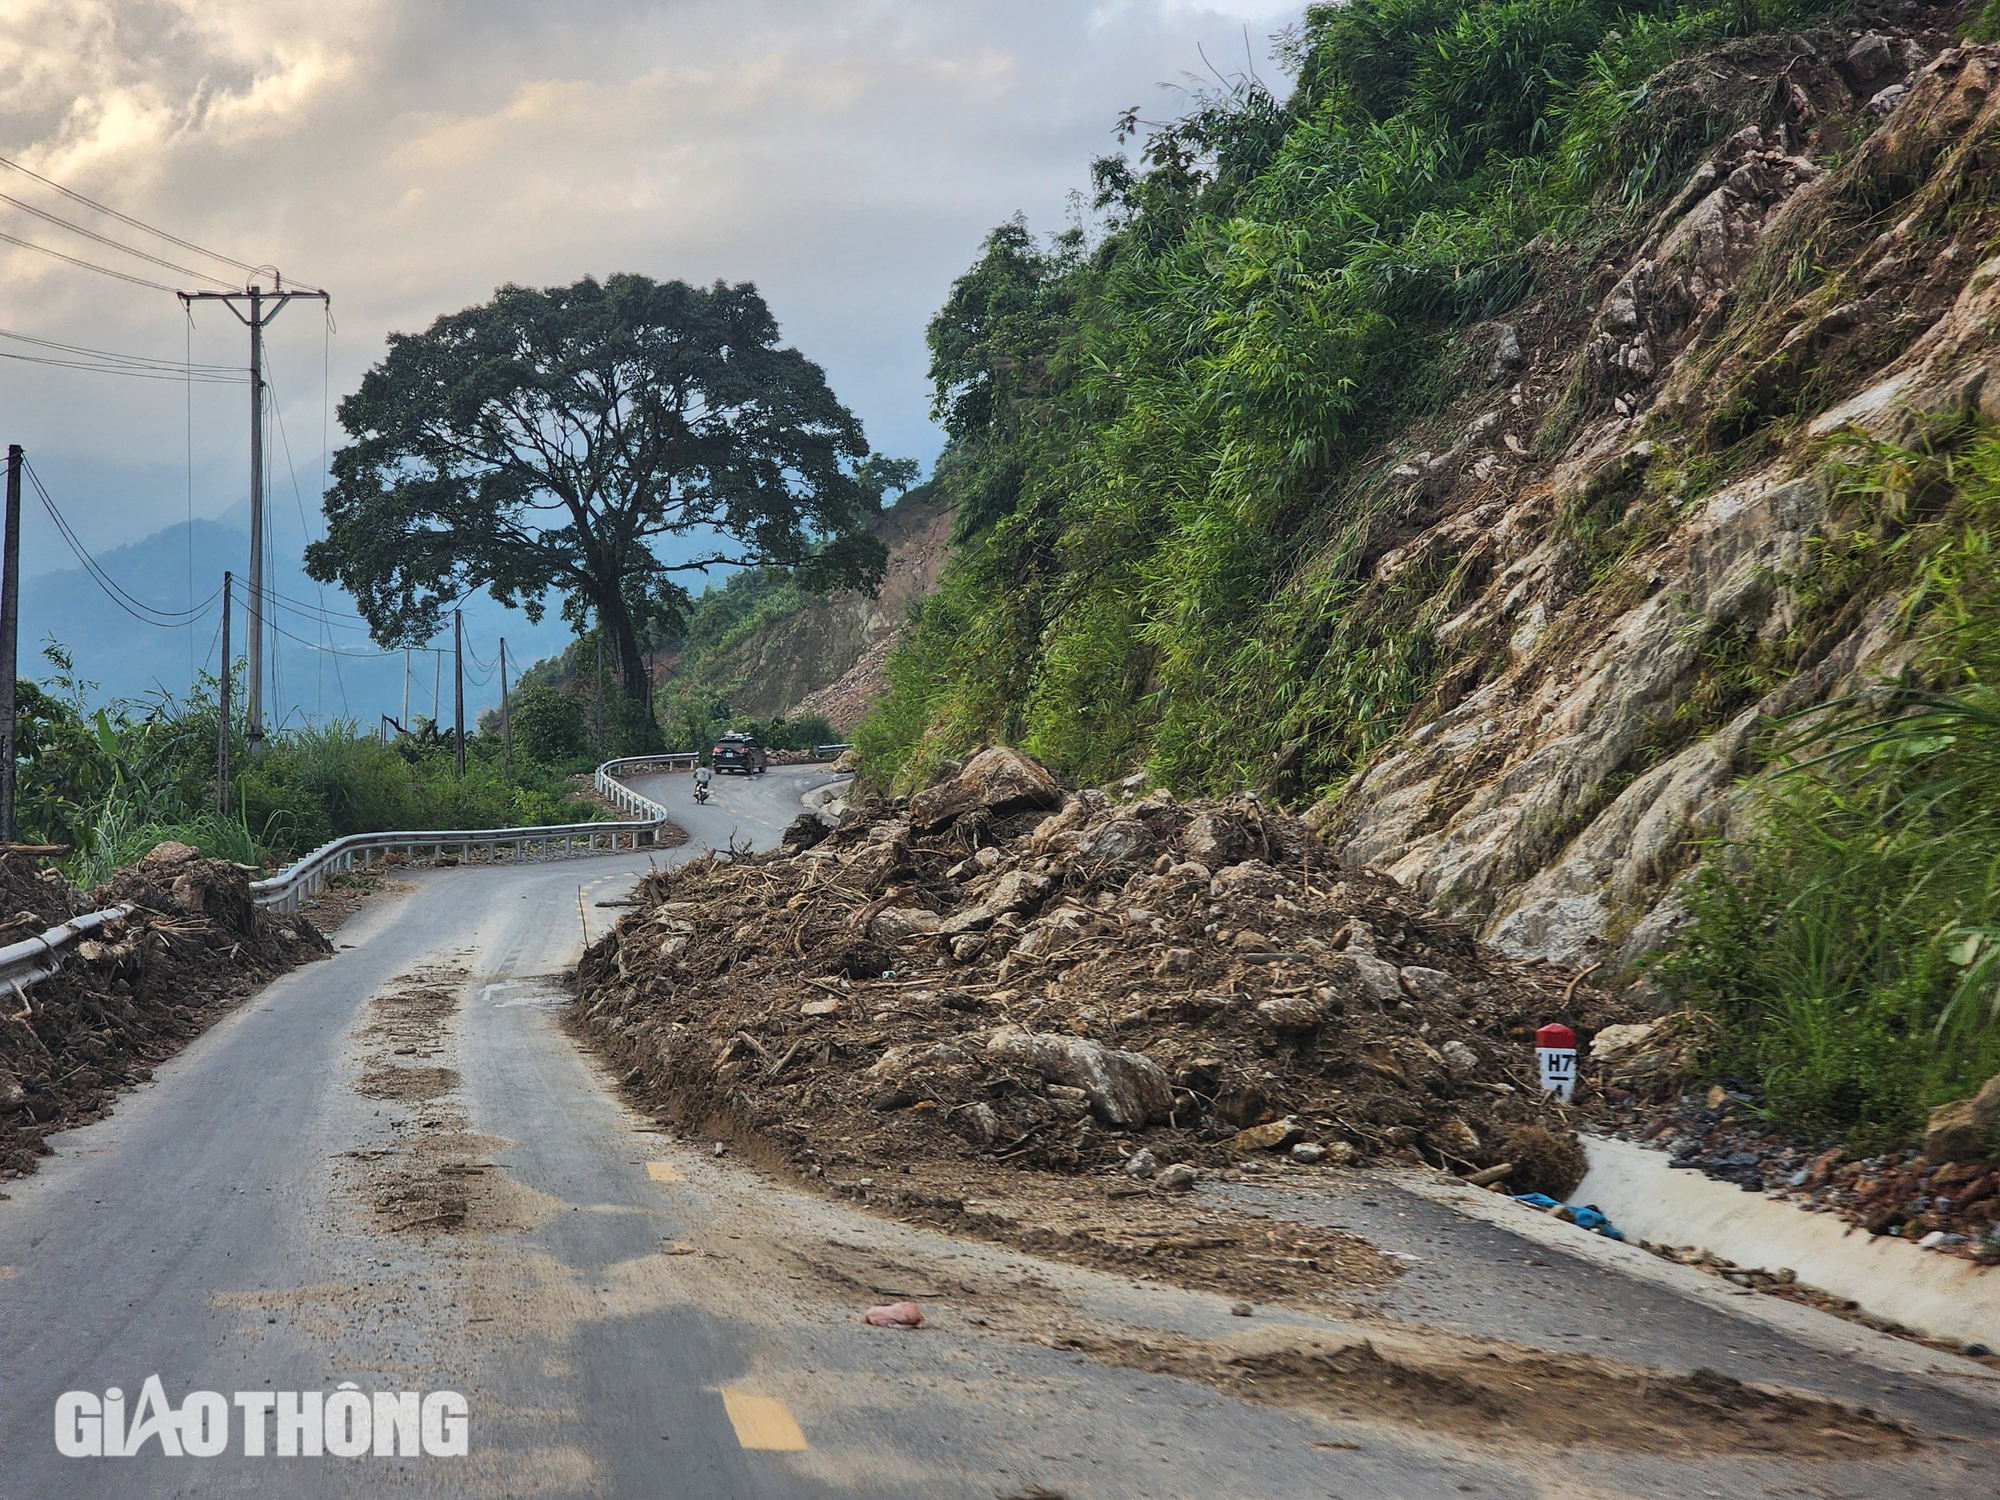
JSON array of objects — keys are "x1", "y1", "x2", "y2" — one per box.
[{"x1": 0, "y1": 762, "x2": 1994, "y2": 1499}]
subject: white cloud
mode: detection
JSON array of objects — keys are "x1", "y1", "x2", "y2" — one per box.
[{"x1": 0, "y1": 0, "x2": 1298, "y2": 555}]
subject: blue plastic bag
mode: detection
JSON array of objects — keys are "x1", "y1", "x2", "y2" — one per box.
[{"x1": 1512, "y1": 1192, "x2": 1625, "y2": 1240}]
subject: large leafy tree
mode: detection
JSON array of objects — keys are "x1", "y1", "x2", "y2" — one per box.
[{"x1": 308, "y1": 274, "x2": 908, "y2": 732}]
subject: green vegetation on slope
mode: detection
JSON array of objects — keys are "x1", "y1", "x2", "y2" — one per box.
[
  {"x1": 859, "y1": 0, "x2": 1834, "y2": 796},
  {"x1": 509, "y1": 580, "x2": 838, "y2": 759},
  {"x1": 1658, "y1": 422, "x2": 2000, "y2": 1146}
]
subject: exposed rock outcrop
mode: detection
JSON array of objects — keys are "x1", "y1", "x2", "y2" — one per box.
[{"x1": 1319, "y1": 32, "x2": 2000, "y2": 968}]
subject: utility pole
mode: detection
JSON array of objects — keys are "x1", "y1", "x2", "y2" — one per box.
[
  {"x1": 401, "y1": 648, "x2": 410, "y2": 734},
  {"x1": 0, "y1": 445, "x2": 21, "y2": 845},
  {"x1": 594, "y1": 629, "x2": 605, "y2": 759},
  {"x1": 178, "y1": 278, "x2": 330, "y2": 752},
  {"x1": 217, "y1": 571, "x2": 232, "y2": 816},
  {"x1": 453, "y1": 609, "x2": 465, "y2": 778},
  {"x1": 499, "y1": 637, "x2": 512, "y2": 775}
]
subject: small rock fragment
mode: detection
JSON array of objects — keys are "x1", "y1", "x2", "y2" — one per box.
[
  {"x1": 1398, "y1": 966, "x2": 1457, "y2": 1006},
  {"x1": 1589, "y1": 1021, "x2": 1659, "y2": 1060},
  {"x1": 1923, "y1": 1074, "x2": 2000, "y2": 1164},
  {"x1": 963, "y1": 1102, "x2": 1002, "y2": 1147},
  {"x1": 1323, "y1": 952, "x2": 1404, "y2": 1008},
  {"x1": 1155, "y1": 1163, "x2": 1199, "y2": 1191},
  {"x1": 1182, "y1": 811, "x2": 1251, "y2": 866},
  {"x1": 1123, "y1": 1148, "x2": 1159, "y2": 1180},
  {"x1": 1441, "y1": 1040, "x2": 1480, "y2": 1078},
  {"x1": 1256, "y1": 996, "x2": 1323, "y2": 1030},
  {"x1": 1843, "y1": 31, "x2": 1892, "y2": 83},
  {"x1": 1290, "y1": 1142, "x2": 1326, "y2": 1164},
  {"x1": 1230, "y1": 1118, "x2": 1304, "y2": 1152},
  {"x1": 1229, "y1": 1302, "x2": 1253, "y2": 1318}
]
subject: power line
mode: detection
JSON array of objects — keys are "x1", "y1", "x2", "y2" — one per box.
[
  {"x1": 0, "y1": 326, "x2": 238, "y2": 375},
  {"x1": 0, "y1": 191, "x2": 237, "y2": 288},
  {"x1": 23, "y1": 459, "x2": 224, "y2": 627},
  {"x1": 0, "y1": 228, "x2": 178, "y2": 292},
  {"x1": 0, "y1": 151, "x2": 266, "y2": 279},
  {"x1": 0, "y1": 348, "x2": 242, "y2": 384},
  {"x1": 266, "y1": 353, "x2": 349, "y2": 718}
]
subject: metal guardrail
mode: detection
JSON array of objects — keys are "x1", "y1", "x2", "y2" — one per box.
[
  {"x1": 0, "y1": 905, "x2": 138, "y2": 994},
  {"x1": 0, "y1": 754, "x2": 709, "y2": 988},
  {"x1": 250, "y1": 754, "x2": 707, "y2": 914},
  {"x1": 594, "y1": 752, "x2": 699, "y2": 814}
]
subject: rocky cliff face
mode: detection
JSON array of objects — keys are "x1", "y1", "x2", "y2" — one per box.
[
  {"x1": 1318, "y1": 26, "x2": 2000, "y2": 971},
  {"x1": 698, "y1": 491, "x2": 952, "y2": 729}
]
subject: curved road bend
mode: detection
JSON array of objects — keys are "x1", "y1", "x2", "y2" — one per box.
[{"x1": 0, "y1": 764, "x2": 1993, "y2": 1499}]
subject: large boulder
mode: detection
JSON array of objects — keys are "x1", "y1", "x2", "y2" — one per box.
[
  {"x1": 908, "y1": 747, "x2": 1062, "y2": 831},
  {"x1": 1319, "y1": 952, "x2": 1405, "y2": 1008},
  {"x1": 1182, "y1": 811, "x2": 1252, "y2": 867},
  {"x1": 938, "y1": 870, "x2": 1051, "y2": 936},
  {"x1": 984, "y1": 1025, "x2": 1172, "y2": 1128},
  {"x1": 1073, "y1": 818, "x2": 1154, "y2": 867},
  {"x1": 867, "y1": 907, "x2": 941, "y2": 941},
  {"x1": 1924, "y1": 1074, "x2": 2000, "y2": 1164}
]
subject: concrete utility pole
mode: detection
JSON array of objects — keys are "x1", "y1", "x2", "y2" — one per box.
[
  {"x1": 217, "y1": 572, "x2": 232, "y2": 816},
  {"x1": 499, "y1": 637, "x2": 511, "y2": 775},
  {"x1": 0, "y1": 444, "x2": 22, "y2": 844},
  {"x1": 594, "y1": 630, "x2": 605, "y2": 759},
  {"x1": 401, "y1": 648, "x2": 411, "y2": 734},
  {"x1": 453, "y1": 609, "x2": 465, "y2": 778},
  {"x1": 177, "y1": 279, "x2": 330, "y2": 752}
]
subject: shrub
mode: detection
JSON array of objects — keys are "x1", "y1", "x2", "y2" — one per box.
[{"x1": 508, "y1": 683, "x2": 592, "y2": 766}]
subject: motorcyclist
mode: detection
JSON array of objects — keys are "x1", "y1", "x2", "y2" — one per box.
[{"x1": 693, "y1": 763, "x2": 712, "y2": 802}]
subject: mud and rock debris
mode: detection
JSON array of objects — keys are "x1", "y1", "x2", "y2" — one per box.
[
  {"x1": 0, "y1": 842, "x2": 330, "y2": 1178},
  {"x1": 576, "y1": 750, "x2": 1648, "y2": 1209}
]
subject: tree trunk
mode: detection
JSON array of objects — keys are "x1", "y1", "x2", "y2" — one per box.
[{"x1": 596, "y1": 587, "x2": 660, "y2": 743}]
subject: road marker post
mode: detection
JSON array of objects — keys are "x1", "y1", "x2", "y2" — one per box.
[{"x1": 1535, "y1": 1022, "x2": 1577, "y2": 1101}]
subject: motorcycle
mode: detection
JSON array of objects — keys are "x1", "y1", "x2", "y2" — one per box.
[{"x1": 692, "y1": 780, "x2": 711, "y2": 805}]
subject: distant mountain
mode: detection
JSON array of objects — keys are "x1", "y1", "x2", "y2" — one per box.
[{"x1": 17, "y1": 511, "x2": 578, "y2": 728}]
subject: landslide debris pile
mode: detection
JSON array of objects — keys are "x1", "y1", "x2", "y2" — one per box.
[
  {"x1": 578, "y1": 748, "x2": 1639, "y2": 1191},
  {"x1": 0, "y1": 842, "x2": 329, "y2": 1177}
]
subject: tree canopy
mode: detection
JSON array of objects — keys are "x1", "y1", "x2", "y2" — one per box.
[{"x1": 307, "y1": 273, "x2": 911, "y2": 733}]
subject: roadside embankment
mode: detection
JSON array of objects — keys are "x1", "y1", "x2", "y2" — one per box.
[{"x1": 1578, "y1": 1136, "x2": 2000, "y2": 1351}]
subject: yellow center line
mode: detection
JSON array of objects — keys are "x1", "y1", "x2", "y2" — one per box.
[{"x1": 720, "y1": 1390, "x2": 807, "y2": 1451}]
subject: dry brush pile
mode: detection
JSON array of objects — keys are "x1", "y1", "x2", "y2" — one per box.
[{"x1": 577, "y1": 748, "x2": 1645, "y2": 1199}]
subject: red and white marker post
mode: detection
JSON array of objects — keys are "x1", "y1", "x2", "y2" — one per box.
[{"x1": 1535, "y1": 1022, "x2": 1577, "y2": 1101}]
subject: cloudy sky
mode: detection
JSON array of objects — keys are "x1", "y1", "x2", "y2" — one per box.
[{"x1": 0, "y1": 0, "x2": 1297, "y2": 710}]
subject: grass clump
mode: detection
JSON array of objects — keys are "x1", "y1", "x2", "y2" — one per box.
[{"x1": 1656, "y1": 424, "x2": 2000, "y2": 1145}]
